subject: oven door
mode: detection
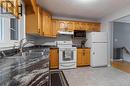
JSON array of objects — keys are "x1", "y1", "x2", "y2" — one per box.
[{"x1": 59, "y1": 48, "x2": 77, "y2": 63}]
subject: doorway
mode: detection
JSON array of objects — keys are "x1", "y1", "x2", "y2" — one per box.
[{"x1": 112, "y1": 15, "x2": 130, "y2": 73}]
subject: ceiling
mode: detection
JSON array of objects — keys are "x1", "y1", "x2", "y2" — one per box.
[
  {"x1": 37, "y1": 0, "x2": 130, "y2": 20},
  {"x1": 115, "y1": 16, "x2": 130, "y2": 23}
]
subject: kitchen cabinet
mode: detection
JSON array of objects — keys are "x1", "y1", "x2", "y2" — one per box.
[
  {"x1": 58, "y1": 20, "x2": 67, "y2": 31},
  {"x1": 31, "y1": 0, "x2": 37, "y2": 14},
  {"x1": 89, "y1": 23, "x2": 100, "y2": 32},
  {"x1": 25, "y1": 0, "x2": 39, "y2": 35},
  {"x1": 25, "y1": 0, "x2": 47, "y2": 35},
  {"x1": 42, "y1": 10, "x2": 52, "y2": 37},
  {"x1": 24, "y1": 0, "x2": 37, "y2": 14},
  {"x1": 77, "y1": 48, "x2": 90, "y2": 67},
  {"x1": 26, "y1": 8, "x2": 38, "y2": 35},
  {"x1": 53, "y1": 19, "x2": 100, "y2": 32},
  {"x1": 67, "y1": 21, "x2": 75, "y2": 31},
  {"x1": 52, "y1": 20, "x2": 58, "y2": 37},
  {"x1": 50, "y1": 48, "x2": 59, "y2": 69},
  {"x1": 56, "y1": 20, "x2": 75, "y2": 32},
  {"x1": 74, "y1": 22, "x2": 81, "y2": 30},
  {"x1": 80, "y1": 22, "x2": 86, "y2": 30},
  {"x1": 26, "y1": 5, "x2": 43, "y2": 35},
  {"x1": 37, "y1": 6, "x2": 43, "y2": 36},
  {"x1": 0, "y1": 0, "x2": 20, "y2": 18},
  {"x1": 25, "y1": 0, "x2": 53, "y2": 36}
]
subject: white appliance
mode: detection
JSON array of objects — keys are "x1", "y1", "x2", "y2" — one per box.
[
  {"x1": 56, "y1": 41, "x2": 77, "y2": 69},
  {"x1": 86, "y1": 32, "x2": 108, "y2": 67}
]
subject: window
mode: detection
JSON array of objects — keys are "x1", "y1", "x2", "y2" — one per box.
[
  {"x1": 10, "y1": 18, "x2": 18, "y2": 40},
  {"x1": 0, "y1": 17, "x2": 2, "y2": 40},
  {"x1": 0, "y1": 1, "x2": 25, "y2": 49},
  {"x1": 0, "y1": 17, "x2": 4, "y2": 40},
  {"x1": 0, "y1": 15, "x2": 18, "y2": 41}
]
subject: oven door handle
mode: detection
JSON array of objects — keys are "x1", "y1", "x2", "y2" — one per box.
[{"x1": 60, "y1": 63, "x2": 75, "y2": 67}]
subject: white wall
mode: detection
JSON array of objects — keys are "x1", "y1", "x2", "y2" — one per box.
[
  {"x1": 100, "y1": 21, "x2": 113, "y2": 66},
  {"x1": 101, "y1": 5, "x2": 130, "y2": 66}
]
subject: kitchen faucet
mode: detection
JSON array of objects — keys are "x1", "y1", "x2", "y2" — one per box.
[
  {"x1": 19, "y1": 38, "x2": 35, "y2": 53},
  {"x1": 0, "y1": 48, "x2": 6, "y2": 57}
]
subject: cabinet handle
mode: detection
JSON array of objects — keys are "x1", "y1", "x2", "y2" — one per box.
[
  {"x1": 83, "y1": 49, "x2": 85, "y2": 56},
  {"x1": 83, "y1": 52, "x2": 85, "y2": 56},
  {"x1": 93, "y1": 52, "x2": 95, "y2": 55},
  {"x1": 57, "y1": 50, "x2": 59, "y2": 53},
  {"x1": 38, "y1": 29, "x2": 40, "y2": 33}
]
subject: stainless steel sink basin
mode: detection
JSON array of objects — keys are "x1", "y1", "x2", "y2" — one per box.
[{"x1": 5, "y1": 51, "x2": 44, "y2": 59}]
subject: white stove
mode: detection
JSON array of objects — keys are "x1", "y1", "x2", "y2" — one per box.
[{"x1": 56, "y1": 41, "x2": 77, "y2": 69}]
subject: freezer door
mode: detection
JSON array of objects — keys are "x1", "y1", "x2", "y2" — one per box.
[
  {"x1": 91, "y1": 43, "x2": 108, "y2": 67},
  {"x1": 91, "y1": 32, "x2": 108, "y2": 42}
]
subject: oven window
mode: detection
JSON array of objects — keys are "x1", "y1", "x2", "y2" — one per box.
[{"x1": 62, "y1": 50, "x2": 74, "y2": 61}]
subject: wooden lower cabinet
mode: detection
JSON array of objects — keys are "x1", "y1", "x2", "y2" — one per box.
[
  {"x1": 77, "y1": 48, "x2": 90, "y2": 67},
  {"x1": 50, "y1": 48, "x2": 59, "y2": 69}
]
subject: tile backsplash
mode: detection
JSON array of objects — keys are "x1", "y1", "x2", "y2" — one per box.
[{"x1": 26, "y1": 34, "x2": 86, "y2": 46}]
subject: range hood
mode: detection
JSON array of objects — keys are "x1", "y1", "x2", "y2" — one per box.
[{"x1": 58, "y1": 31, "x2": 74, "y2": 35}]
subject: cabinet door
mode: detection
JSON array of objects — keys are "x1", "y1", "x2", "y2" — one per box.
[
  {"x1": 0, "y1": 0, "x2": 19, "y2": 18},
  {"x1": 37, "y1": 6, "x2": 43, "y2": 35},
  {"x1": 93, "y1": 23, "x2": 100, "y2": 32},
  {"x1": 50, "y1": 49, "x2": 59, "y2": 69},
  {"x1": 52, "y1": 20, "x2": 58, "y2": 37},
  {"x1": 31, "y1": 0, "x2": 37, "y2": 14},
  {"x1": 80, "y1": 22, "x2": 86, "y2": 30},
  {"x1": 74, "y1": 22, "x2": 80, "y2": 30},
  {"x1": 77, "y1": 49, "x2": 83, "y2": 66},
  {"x1": 67, "y1": 21, "x2": 74, "y2": 31},
  {"x1": 88, "y1": 23, "x2": 100, "y2": 32},
  {"x1": 26, "y1": 7, "x2": 39, "y2": 35},
  {"x1": 86, "y1": 49, "x2": 90, "y2": 65},
  {"x1": 85, "y1": 23, "x2": 89, "y2": 31},
  {"x1": 42, "y1": 10, "x2": 52, "y2": 37},
  {"x1": 58, "y1": 21, "x2": 67, "y2": 31},
  {"x1": 13, "y1": 0, "x2": 19, "y2": 18},
  {"x1": 83, "y1": 49, "x2": 90, "y2": 65},
  {"x1": 77, "y1": 49, "x2": 90, "y2": 67}
]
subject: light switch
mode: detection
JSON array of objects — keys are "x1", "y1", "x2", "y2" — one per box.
[{"x1": 114, "y1": 38, "x2": 118, "y2": 42}]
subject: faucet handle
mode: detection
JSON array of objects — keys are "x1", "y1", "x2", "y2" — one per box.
[{"x1": 13, "y1": 42, "x2": 19, "y2": 49}]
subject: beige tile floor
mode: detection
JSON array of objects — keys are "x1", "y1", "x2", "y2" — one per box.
[{"x1": 63, "y1": 67, "x2": 130, "y2": 86}]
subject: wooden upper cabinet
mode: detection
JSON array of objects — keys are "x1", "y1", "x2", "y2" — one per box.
[
  {"x1": 74, "y1": 22, "x2": 80, "y2": 30},
  {"x1": 24, "y1": 0, "x2": 37, "y2": 14},
  {"x1": 0, "y1": 0, "x2": 20, "y2": 18},
  {"x1": 26, "y1": 7, "x2": 39, "y2": 34},
  {"x1": 67, "y1": 21, "x2": 75, "y2": 31},
  {"x1": 52, "y1": 19, "x2": 101, "y2": 32},
  {"x1": 42, "y1": 10, "x2": 52, "y2": 37},
  {"x1": 37, "y1": 6, "x2": 43, "y2": 35},
  {"x1": 52, "y1": 20, "x2": 58, "y2": 37},
  {"x1": 57, "y1": 20, "x2": 75, "y2": 32},
  {"x1": 94, "y1": 23, "x2": 100, "y2": 32},
  {"x1": 80, "y1": 22, "x2": 86, "y2": 30},
  {"x1": 26, "y1": 5, "x2": 43, "y2": 35},
  {"x1": 31, "y1": 0, "x2": 37, "y2": 14},
  {"x1": 88, "y1": 23, "x2": 100, "y2": 32},
  {"x1": 85, "y1": 23, "x2": 89, "y2": 31},
  {"x1": 58, "y1": 21, "x2": 67, "y2": 31}
]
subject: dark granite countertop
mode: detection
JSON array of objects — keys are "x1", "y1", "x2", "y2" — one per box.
[{"x1": 0, "y1": 48, "x2": 50, "y2": 86}]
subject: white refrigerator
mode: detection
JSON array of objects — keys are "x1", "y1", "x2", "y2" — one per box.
[{"x1": 86, "y1": 32, "x2": 108, "y2": 67}]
